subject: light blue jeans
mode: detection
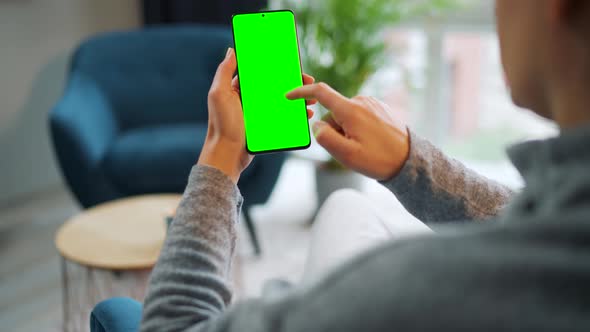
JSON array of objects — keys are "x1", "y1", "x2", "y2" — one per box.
[{"x1": 90, "y1": 298, "x2": 142, "y2": 332}]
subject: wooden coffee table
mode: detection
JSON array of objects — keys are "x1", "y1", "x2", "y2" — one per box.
[{"x1": 55, "y1": 194, "x2": 181, "y2": 332}]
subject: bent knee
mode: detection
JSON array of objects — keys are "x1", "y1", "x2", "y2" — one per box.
[
  {"x1": 313, "y1": 189, "x2": 368, "y2": 228},
  {"x1": 321, "y1": 189, "x2": 364, "y2": 211}
]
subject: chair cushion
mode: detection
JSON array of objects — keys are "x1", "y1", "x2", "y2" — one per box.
[{"x1": 104, "y1": 124, "x2": 207, "y2": 195}]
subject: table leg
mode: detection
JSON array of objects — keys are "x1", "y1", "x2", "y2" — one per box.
[{"x1": 61, "y1": 256, "x2": 69, "y2": 332}]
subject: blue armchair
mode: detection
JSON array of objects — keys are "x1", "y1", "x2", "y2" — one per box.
[
  {"x1": 90, "y1": 298, "x2": 142, "y2": 332},
  {"x1": 50, "y1": 26, "x2": 286, "y2": 254}
]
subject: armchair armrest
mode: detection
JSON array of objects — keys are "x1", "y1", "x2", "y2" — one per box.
[{"x1": 50, "y1": 74, "x2": 121, "y2": 207}]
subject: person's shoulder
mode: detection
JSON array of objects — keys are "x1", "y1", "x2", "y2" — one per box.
[{"x1": 370, "y1": 217, "x2": 588, "y2": 276}]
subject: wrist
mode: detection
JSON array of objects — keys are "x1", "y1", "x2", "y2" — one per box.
[
  {"x1": 379, "y1": 126, "x2": 411, "y2": 181},
  {"x1": 197, "y1": 140, "x2": 243, "y2": 184}
]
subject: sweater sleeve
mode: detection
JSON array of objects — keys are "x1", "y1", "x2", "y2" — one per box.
[
  {"x1": 140, "y1": 165, "x2": 243, "y2": 332},
  {"x1": 379, "y1": 132, "x2": 515, "y2": 223},
  {"x1": 138, "y1": 164, "x2": 584, "y2": 332},
  {"x1": 139, "y1": 189, "x2": 584, "y2": 332}
]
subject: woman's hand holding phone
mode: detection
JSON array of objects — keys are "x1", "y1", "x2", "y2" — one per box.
[
  {"x1": 286, "y1": 83, "x2": 410, "y2": 181},
  {"x1": 198, "y1": 48, "x2": 316, "y2": 184}
]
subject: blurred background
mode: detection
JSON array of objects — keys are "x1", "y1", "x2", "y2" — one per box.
[{"x1": 0, "y1": 1, "x2": 556, "y2": 331}]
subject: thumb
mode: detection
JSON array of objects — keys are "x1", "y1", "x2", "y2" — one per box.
[
  {"x1": 211, "y1": 48, "x2": 237, "y2": 90},
  {"x1": 313, "y1": 121, "x2": 358, "y2": 165}
]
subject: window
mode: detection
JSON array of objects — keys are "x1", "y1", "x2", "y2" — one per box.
[{"x1": 362, "y1": 3, "x2": 556, "y2": 188}]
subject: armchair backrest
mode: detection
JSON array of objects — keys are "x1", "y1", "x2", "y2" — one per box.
[{"x1": 70, "y1": 25, "x2": 233, "y2": 130}]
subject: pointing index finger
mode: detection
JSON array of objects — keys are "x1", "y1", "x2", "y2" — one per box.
[{"x1": 286, "y1": 83, "x2": 351, "y2": 117}]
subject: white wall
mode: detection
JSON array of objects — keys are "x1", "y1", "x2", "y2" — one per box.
[{"x1": 0, "y1": 0, "x2": 140, "y2": 204}]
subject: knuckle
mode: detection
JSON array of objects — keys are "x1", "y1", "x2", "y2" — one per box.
[
  {"x1": 208, "y1": 88, "x2": 222, "y2": 101},
  {"x1": 350, "y1": 97, "x2": 368, "y2": 111},
  {"x1": 353, "y1": 143, "x2": 362, "y2": 156},
  {"x1": 317, "y1": 82, "x2": 329, "y2": 90},
  {"x1": 316, "y1": 82, "x2": 331, "y2": 96},
  {"x1": 349, "y1": 105, "x2": 364, "y2": 119},
  {"x1": 315, "y1": 129, "x2": 328, "y2": 144},
  {"x1": 334, "y1": 142, "x2": 353, "y2": 162},
  {"x1": 343, "y1": 144, "x2": 357, "y2": 160},
  {"x1": 314, "y1": 82, "x2": 329, "y2": 100},
  {"x1": 339, "y1": 151, "x2": 354, "y2": 165}
]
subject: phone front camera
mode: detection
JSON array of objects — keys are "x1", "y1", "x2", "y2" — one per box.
[{"x1": 262, "y1": 14, "x2": 265, "y2": 17}]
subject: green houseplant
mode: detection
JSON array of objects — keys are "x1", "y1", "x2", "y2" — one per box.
[
  {"x1": 276, "y1": 0, "x2": 460, "y2": 98},
  {"x1": 273, "y1": 0, "x2": 460, "y2": 213}
]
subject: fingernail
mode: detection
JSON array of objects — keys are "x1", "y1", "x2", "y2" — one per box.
[{"x1": 226, "y1": 47, "x2": 233, "y2": 58}]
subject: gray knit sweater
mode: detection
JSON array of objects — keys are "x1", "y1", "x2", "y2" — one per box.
[{"x1": 141, "y1": 128, "x2": 590, "y2": 331}]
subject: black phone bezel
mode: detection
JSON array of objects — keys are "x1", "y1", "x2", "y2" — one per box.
[{"x1": 231, "y1": 9, "x2": 312, "y2": 155}]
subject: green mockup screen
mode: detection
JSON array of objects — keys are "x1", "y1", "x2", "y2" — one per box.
[{"x1": 232, "y1": 10, "x2": 310, "y2": 154}]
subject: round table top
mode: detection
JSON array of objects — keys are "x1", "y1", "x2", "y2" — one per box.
[{"x1": 55, "y1": 194, "x2": 182, "y2": 270}]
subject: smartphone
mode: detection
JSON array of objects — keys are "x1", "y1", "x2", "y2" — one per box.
[{"x1": 232, "y1": 10, "x2": 311, "y2": 154}]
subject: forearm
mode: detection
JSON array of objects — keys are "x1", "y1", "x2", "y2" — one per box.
[
  {"x1": 141, "y1": 220, "x2": 572, "y2": 332},
  {"x1": 140, "y1": 165, "x2": 242, "y2": 332},
  {"x1": 380, "y1": 132, "x2": 515, "y2": 223}
]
